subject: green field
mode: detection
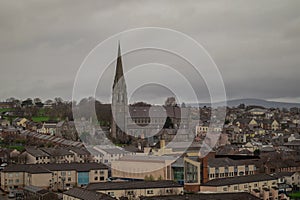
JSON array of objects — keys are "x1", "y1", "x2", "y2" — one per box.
[
  {"x1": 31, "y1": 116, "x2": 50, "y2": 122},
  {"x1": 0, "y1": 108, "x2": 12, "y2": 113},
  {"x1": 289, "y1": 192, "x2": 300, "y2": 199}
]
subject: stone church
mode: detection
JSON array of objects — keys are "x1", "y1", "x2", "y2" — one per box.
[{"x1": 111, "y1": 44, "x2": 193, "y2": 145}]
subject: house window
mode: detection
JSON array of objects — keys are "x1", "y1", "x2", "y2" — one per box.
[
  {"x1": 223, "y1": 187, "x2": 227, "y2": 191},
  {"x1": 147, "y1": 190, "x2": 154, "y2": 194},
  {"x1": 127, "y1": 191, "x2": 134, "y2": 195},
  {"x1": 108, "y1": 192, "x2": 114, "y2": 197},
  {"x1": 185, "y1": 162, "x2": 198, "y2": 183},
  {"x1": 234, "y1": 186, "x2": 238, "y2": 190},
  {"x1": 100, "y1": 176, "x2": 105, "y2": 181},
  {"x1": 166, "y1": 189, "x2": 173, "y2": 193},
  {"x1": 94, "y1": 177, "x2": 98, "y2": 181}
]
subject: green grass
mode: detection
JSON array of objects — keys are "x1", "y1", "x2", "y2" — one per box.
[
  {"x1": 38, "y1": 108, "x2": 46, "y2": 116},
  {"x1": 0, "y1": 108, "x2": 12, "y2": 113},
  {"x1": 289, "y1": 192, "x2": 300, "y2": 199},
  {"x1": 6, "y1": 145, "x2": 25, "y2": 151},
  {"x1": 31, "y1": 116, "x2": 50, "y2": 122}
]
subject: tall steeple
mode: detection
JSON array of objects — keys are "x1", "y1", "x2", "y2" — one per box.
[
  {"x1": 111, "y1": 42, "x2": 128, "y2": 141},
  {"x1": 113, "y1": 42, "x2": 125, "y2": 89}
]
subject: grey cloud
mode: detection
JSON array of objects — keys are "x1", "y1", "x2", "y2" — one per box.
[{"x1": 0, "y1": 0, "x2": 299, "y2": 103}]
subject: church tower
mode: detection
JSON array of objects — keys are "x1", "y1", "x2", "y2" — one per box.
[{"x1": 111, "y1": 43, "x2": 128, "y2": 140}]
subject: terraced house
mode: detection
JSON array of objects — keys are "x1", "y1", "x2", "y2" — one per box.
[
  {"x1": 0, "y1": 163, "x2": 108, "y2": 192},
  {"x1": 86, "y1": 180, "x2": 183, "y2": 199},
  {"x1": 200, "y1": 174, "x2": 280, "y2": 200},
  {"x1": 184, "y1": 152, "x2": 256, "y2": 192}
]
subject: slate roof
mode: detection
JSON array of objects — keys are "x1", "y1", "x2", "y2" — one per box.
[
  {"x1": 140, "y1": 193, "x2": 260, "y2": 200},
  {"x1": 202, "y1": 174, "x2": 276, "y2": 186},
  {"x1": 23, "y1": 185, "x2": 50, "y2": 195},
  {"x1": 2, "y1": 163, "x2": 108, "y2": 173},
  {"x1": 87, "y1": 180, "x2": 182, "y2": 191},
  {"x1": 284, "y1": 140, "x2": 300, "y2": 146},
  {"x1": 118, "y1": 155, "x2": 176, "y2": 162},
  {"x1": 101, "y1": 148, "x2": 126, "y2": 155},
  {"x1": 64, "y1": 188, "x2": 114, "y2": 200},
  {"x1": 25, "y1": 147, "x2": 49, "y2": 157},
  {"x1": 40, "y1": 147, "x2": 73, "y2": 156},
  {"x1": 129, "y1": 106, "x2": 189, "y2": 119},
  {"x1": 68, "y1": 147, "x2": 91, "y2": 155},
  {"x1": 271, "y1": 172, "x2": 295, "y2": 179}
]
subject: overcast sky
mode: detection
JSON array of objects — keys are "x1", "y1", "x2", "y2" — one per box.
[{"x1": 0, "y1": 0, "x2": 299, "y2": 104}]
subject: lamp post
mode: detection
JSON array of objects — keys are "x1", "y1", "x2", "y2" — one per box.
[
  {"x1": 59, "y1": 176, "x2": 66, "y2": 191},
  {"x1": 61, "y1": 177, "x2": 66, "y2": 191}
]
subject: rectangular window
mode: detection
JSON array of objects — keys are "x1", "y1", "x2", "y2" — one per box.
[
  {"x1": 166, "y1": 189, "x2": 173, "y2": 193},
  {"x1": 185, "y1": 162, "x2": 198, "y2": 183},
  {"x1": 108, "y1": 192, "x2": 114, "y2": 197},
  {"x1": 147, "y1": 190, "x2": 154, "y2": 194}
]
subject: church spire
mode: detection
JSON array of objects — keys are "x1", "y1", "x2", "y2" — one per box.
[{"x1": 113, "y1": 41, "x2": 125, "y2": 89}]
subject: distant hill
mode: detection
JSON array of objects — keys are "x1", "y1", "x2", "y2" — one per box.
[{"x1": 189, "y1": 98, "x2": 300, "y2": 109}]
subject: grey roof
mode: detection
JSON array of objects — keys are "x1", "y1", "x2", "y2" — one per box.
[
  {"x1": 68, "y1": 147, "x2": 91, "y2": 155},
  {"x1": 41, "y1": 147, "x2": 73, "y2": 156},
  {"x1": 64, "y1": 188, "x2": 114, "y2": 200},
  {"x1": 87, "y1": 180, "x2": 182, "y2": 191},
  {"x1": 171, "y1": 157, "x2": 184, "y2": 168},
  {"x1": 2, "y1": 163, "x2": 108, "y2": 173},
  {"x1": 284, "y1": 140, "x2": 300, "y2": 146},
  {"x1": 271, "y1": 172, "x2": 296, "y2": 179},
  {"x1": 86, "y1": 147, "x2": 104, "y2": 156},
  {"x1": 25, "y1": 147, "x2": 49, "y2": 157},
  {"x1": 2, "y1": 164, "x2": 50, "y2": 174},
  {"x1": 119, "y1": 155, "x2": 176, "y2": 162},
  {"x1": 129, "y1": 106, "x2": 189, "y2": 119},
  {"x1": 23, "y1": 185, "x2": 49, "y2": 195},
  {"x1": 202, "y1": 174, "x2": 276, "y2": 186},
  {"x1": 56, "y1": 121, "x2": 65, "y2": 127},
  {"x1": 101, "y1": 148, "x2": 126, "y2": 155},
  {"x1": 208, "y1": 157, "x2": 255, "y2": 168},
  {"x1": 140, "y1": 193, "x2": 260, "y2": 200}
]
